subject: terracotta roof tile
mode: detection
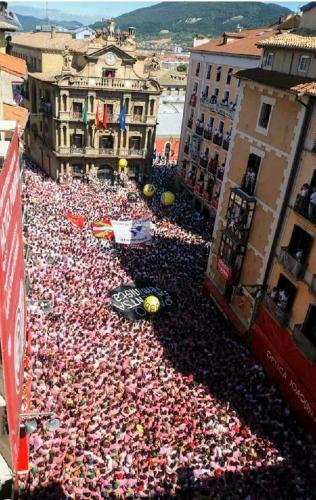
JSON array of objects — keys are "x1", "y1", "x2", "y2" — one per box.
[
  {"x1": 0, "y1": 52, "x2": 27, "y2": 78},
  {"x1": 258, "y1": 29, "x2": 316, "y2": 51},
  {"x1": 12, "y1": 32, "x2": 89, "y2": 53},
  {"x1": 3, "y1": 103, "x2": 29, "y2": 131},
  {"x1": 191, "y1": 28, "x2": 278, "y2": 58},
  {"x1": 235, "y1": 67, "x2": 314, "y2": 94}
]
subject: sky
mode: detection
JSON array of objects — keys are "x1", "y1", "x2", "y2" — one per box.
[{"x1": 10, "y1": 1, "x2": 306, "y2": 24}]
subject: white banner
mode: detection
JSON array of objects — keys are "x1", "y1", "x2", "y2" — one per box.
[{"x1": 111, "y1": 218, "x2": 152, "y2": 245}]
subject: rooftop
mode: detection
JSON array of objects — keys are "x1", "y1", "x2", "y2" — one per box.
[
  {"x1": 11, "y1": 32, "x2": 89, "y2": 53},
  {"x1": 235, "y1": 67, "x2": 314, "y2": 95},
  {"x1": 3, "y1": 103, "x2": 29, "y2": 131},
  {"x1": 0, "y1": 52, "x2": 26, "y2": 78},
  {"x1": 191, "y1": 28, "x2": 279, "y2": 58},
  {"x1": 258, "y1": 28, "x2": 316, "y2": 52},
  {"x1": 155, "y1": 70, "x2": 187, "y2": 87}
]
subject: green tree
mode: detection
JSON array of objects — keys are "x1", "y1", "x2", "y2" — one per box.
[{"x1": 177, "y1": 64, "x2": 187, "y2": 73}]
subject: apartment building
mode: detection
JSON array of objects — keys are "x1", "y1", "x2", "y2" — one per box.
[
  {"x1": 205, "y1": 2, "x2": 316, "y2": 435},
  {"x1": 177, "y1": 27, "x2": 280, "y2": 220},
  {"x1": 10, "y1": 21, "x2": 161, "y2": 181}
]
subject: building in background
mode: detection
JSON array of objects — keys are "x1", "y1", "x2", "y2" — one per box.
[
  {"x1": 177, "y1": 27, "x2": 281, "y2": 221},
  {"x1": 204, "y1": 2, "x2": 316, "y2": 435},
  {"x1": 10, "y1": 21, "x2": 161, "y2": 181},
  {"x1": 0, "y1": 1, "x2": 20, "y2": 53},
  {"x1": 154, "y1": 69, "x2": 187, "y2": 162}
]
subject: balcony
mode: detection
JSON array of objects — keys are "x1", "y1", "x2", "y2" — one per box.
[
  {"x1": 195, "y1": 125, "x2": 204, "y2": 136},
  {"x1": 241, "y1": 172, "x2": 257, "y2": 197},
  {"x1": 263, "y1": 294, "x2": 290, "y2": 328},
  {"x1": 55, "y1": 147, "x2": 146, "y2": 158},
  {"x1": 203, "y1": 129, "x2": 212, "y2": 140},
  {"x1": 216, "y1": 104, "x2": 235, "y2": 121},
  {"x1": 294, "y1": 195, "x2": 316, "y2": 225},
  {"x1": 279, "y1": 247, "x2": 306, "y2": 280},
  {"x1": 213, "y1": 134, "x2": 223, "y2": 147},
  {"x1": 293, "y1": 324, "x2": 316, "y2": 363},
  {"x1": 223, "y1": 138, "x2": 230, "y2": 151},
  {"x1": 39, "y1": 102, "x2": 52, "y2": 115},
  {"x1": 194, "y1": 185, "x2": 204, "y2": 194},
  {"x1": 199, "y1": 157, "x2": 208, "y2": 168},
  {"x1": 203, "y1": 191, "x2": 211, "y2": 201},
  {"x1": 200, "y1": 96, "x2": 210, "y2": 108},
  {"x1": 70, "y1": 146, "x2": 85, "y2": 154},
  {"x1": 66, "y1": 76, "x2": 155, "y2": 92},
  {"x1": 217, "y1": 168, "x2": 224, "y2": 181},
  {"x1": 187, "y1": 119, "x2": 193, "y2": 129}
]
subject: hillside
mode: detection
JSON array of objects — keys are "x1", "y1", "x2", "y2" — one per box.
[
  {"x1": 91, "y1": 2, "x2": 292, "y2": 46},
  {"x1": 15, "y1": 14, "x2": 82, "y2": 32}
]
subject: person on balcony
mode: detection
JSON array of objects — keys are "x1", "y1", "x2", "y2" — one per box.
[
  {"x1": 294, "y1": 248, "x2": 303, "y2": 262},
  {"x1": 217, "y1": 163, "x2": 225, "y2": 180},
  {"x1": 269, "y1": 287, "x2": 278, "y2": 301},
  {"x1": 296, "y1": 183, "x2": 309, "y2": 213},
  {"x1": 245, "y1": 168, "x2": 256, "y2": 194},
  {"x1": 309, "y1": 186, "x2": 316, "y2": 223},
  {"x1": 277, "y1": 289, "x2": 289, "y2": 310}
]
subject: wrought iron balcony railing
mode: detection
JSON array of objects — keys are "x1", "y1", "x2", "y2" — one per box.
[
  {"x1": 279, "y1": 247, "x2": 306, "y2": 280},
  {"x1": 263, "y1": 293, "x2": 290, "y2": 328}
]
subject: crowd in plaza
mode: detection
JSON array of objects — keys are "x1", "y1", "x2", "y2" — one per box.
[{"x1": 20, "y1": 160, "x2": 316, "y2": 499}]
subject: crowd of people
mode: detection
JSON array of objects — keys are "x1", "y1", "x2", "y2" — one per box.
[{"x1": 20, "y1": 160, "x2": 316, "y2": 499}]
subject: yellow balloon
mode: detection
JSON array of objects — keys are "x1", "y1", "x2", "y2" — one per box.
[
  {"x1": 143, "y1": 184, "x2": 155, "y2": 197},
  {"x1": 118, "y1": 158, "x2": 128, "y2": 168},
  {"x1": 161, "y1": 191, "x2": 175, "y2": 206},
  {"x1": 144, "y1": 295, "x2": 160, "y2": 313}
]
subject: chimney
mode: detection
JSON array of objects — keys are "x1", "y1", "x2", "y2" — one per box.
[
  {"x1": 51, "y1": 25, "x2": 56, "y2": 39},
  {"x1": 128, "y1": 27, "x2": 136, "y2": 38}
]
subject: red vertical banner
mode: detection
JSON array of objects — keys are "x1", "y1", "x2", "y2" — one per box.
[{"x1": 0, "y1": 130, "x2": 26, "y2": 470}]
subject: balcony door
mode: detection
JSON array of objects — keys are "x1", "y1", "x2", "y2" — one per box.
[
  {"x1": 302, "y1": 305, "x2": 316, "y2": 346},
  {"x1": 72, "y1": 134, "x2": 83, "y2": 149},
  {"x1": 243, "y1": 153, "x2": 262, "y2": 195},
  {"x1": 101, "y1": 136, "x2": 114, "y2": 150},
  {"x1": 130, "y1": 136, "x2": 141, "y2": 151}
]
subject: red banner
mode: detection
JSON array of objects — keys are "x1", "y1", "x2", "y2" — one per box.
[
  {"x1": 0, "y1": 130, "x2": 26, "y2": 470},
  {"x1": 216, "y1": 257, "x2": 232, "y2": 282},
  {"x1": 252, "y1": 307, "x2": 316, "y2": 438}
]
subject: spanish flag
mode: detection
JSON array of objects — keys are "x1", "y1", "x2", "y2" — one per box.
[{"x1": 95, "y1": 102, "x2": 100, "y2": 128}]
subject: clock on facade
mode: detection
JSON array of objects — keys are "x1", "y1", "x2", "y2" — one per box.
[{"x1": 105, "y1": 52, "x2": 117, "y2": 66}]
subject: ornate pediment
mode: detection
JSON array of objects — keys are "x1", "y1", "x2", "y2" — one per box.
[{"x1": 85, "y1": 44, "x2": 136, "y2": 65}]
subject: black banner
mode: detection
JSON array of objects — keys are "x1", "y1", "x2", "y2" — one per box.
[
  {"x1": 109, "y1": 280, "x2": 173, "y2": 321},
  {"x1": 127, "y1": 192, "x2": 139, "y2": 203}
]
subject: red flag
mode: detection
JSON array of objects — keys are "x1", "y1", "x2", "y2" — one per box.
[
  {"x1": 103, "y1": 103, "x2": 108, "y2": 129},
  {"x1": 65, "y1": 211, "x2": 85, "y2": 228},
  {"x1": 95, "y1": 102, "x2": 100, "y2": 128},
  {"x1": 91, "y1": 219, "x2": 114, "y2": 239}
]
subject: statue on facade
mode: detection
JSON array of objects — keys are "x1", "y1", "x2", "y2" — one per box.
[
  {"x1": 107, "y1": 19, "x2": 116, "y2": 38},
  {"x1": 62, "y1": 45, "x2": 72, "y2": 71},
  {"x1": 150, "y1": 53, "x2": 160, "y2": 72}
]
